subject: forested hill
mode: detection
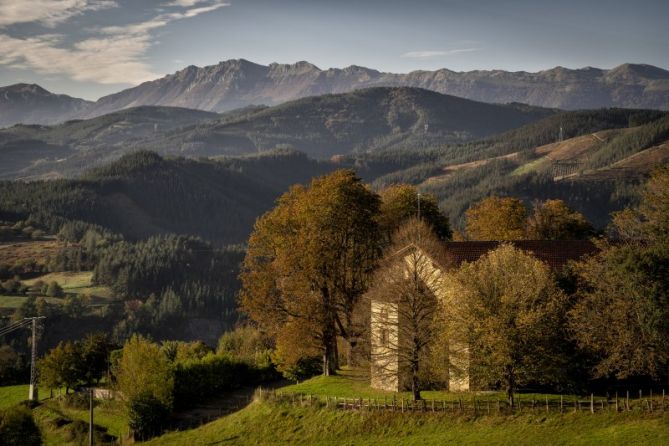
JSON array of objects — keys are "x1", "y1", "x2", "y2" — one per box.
[
  {"x1": 0, "y1": 150, "x2": 335, "y2": 245},
  {"x1": 0, "y1": 106, "x2": 220, "y2": 180},
  {"x1": 143, "y1": 87, "x2": 555, "y2": 159},
  {"x1": 0, "y1": 88, "x2": 553, "y2": 180}
]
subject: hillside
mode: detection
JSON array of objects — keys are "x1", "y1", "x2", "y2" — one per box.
[
  {"x1": 0, "y1": 106, "x2": 219, "y2": 180},
  {"x1": 0, "y1": 83, "x2": 91, "y2": 128},
  {"x1": 141, "y1": 87, "x2": 555, "y2": 159},
  {"x1": 0, "y1": 88, "x2": 553, "y2": 179},
  {"x1": 371, "y1": 111, "x2": 669, "y2": 228},
  {"x1": 0, "y1": 150, "x2": 335, "y2": 245},
  {"x1": 82, "y1": 60, "x2": 669, "y2": 117}
]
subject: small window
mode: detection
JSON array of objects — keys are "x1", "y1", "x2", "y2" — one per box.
[{"x1": 380, "y1": 329, "x2": 389, "y2": 347}]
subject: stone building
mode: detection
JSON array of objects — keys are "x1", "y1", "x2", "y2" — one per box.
[{"x1": 370, "y1": 240, "x2": 597, "y2": 392}]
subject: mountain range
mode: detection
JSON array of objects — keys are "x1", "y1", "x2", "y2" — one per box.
[
  {"x1": 0, "y1": 83, "x2": 92, "y2": 128},
  {"x1": 1, "y1": 60, "x2": 668, "y2": 128}
]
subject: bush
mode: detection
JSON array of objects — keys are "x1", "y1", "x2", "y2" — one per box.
[
  {"x1": 173, "y1": 354, "x2": 250, "y2": 409},
  {"x1": 45, "y1": 281, "x2": 64, "y2": 298},
  {"x1": 0, "y1": 406, "x2": 42, "y2": 446},
  {"x1": 276, "y1": 356, "x2": 322, "y2": 383},
  {"x1": 217, "y1": 326, "x2": 274, "y2": 368},
  {"x1": 128, "y1": 394, "x2": 171, "y2": 441}
]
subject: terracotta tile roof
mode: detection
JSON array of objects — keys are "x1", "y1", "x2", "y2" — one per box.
[{"x1": 442, "y1": 240, "x2": 598, "y2": 270}]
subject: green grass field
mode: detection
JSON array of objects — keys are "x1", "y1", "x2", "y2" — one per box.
[
  {"x1": 24, "y1": 271, "x2": 113, "y2": 300},
  {"x1": 145, "y1": 400, "x2": 669, "y2": 446},
  {"x1": 281, "y1": 368, "x2": 580, "y2": 405},
  {"x1": 0, "y1": 384, "x2": 53, "y2": 410},
  {"x1": 1, "y1": 385, "x2": 127, "y2": 444},
  {"x1": 4, "y1": 370, "x2": 668, "y2": 445}
]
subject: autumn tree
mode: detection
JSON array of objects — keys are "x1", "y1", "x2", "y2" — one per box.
[
  {"x1": 570, "y1": 164, "x2": 669, "y2": 379},
  {"x1": 241, "y1": 170, "x2": 381, "y2": 375},
  {"x1": 526, "y1": 199, "x2": 593, "y2": 240},
  {"x1": 445, "y1": 244, "x2": 567, "y2": 406},
  {"x1": 378, "y1": 184, "x2": 451, "y2": 242},
  {"x1": 465, "y1": 196, "x2": 526, "y2": 240},
  {"x1": 114, "y1": 335, "x2": 174, "y2": 432},
  {"x1": 367, "y1": 218, "x2": 450, "y2": 400}
]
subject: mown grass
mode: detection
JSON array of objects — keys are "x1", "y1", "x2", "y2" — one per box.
[
  {"x1": 24, "y1": 271, "x2": 113, "y2": 300},
  {"x1": 144, "y1": 399, "x2": 669, "y2": 446},
  {"x1": 0, "y1": 384, "x2": 52, "y2": 409},
  {"x1": 280, "y1": 368, "x2": 578, "y2": 404}
]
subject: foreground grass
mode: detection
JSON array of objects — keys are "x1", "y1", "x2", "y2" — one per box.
[
  {"x1": 0, "y1": 384, "x2": 53, "y2": 409},
  {"x1": 1, "y1": 385, "x2": 126, "y2": 444},
  {"x1": 145, "y1": 399, "x2": 669, "y2": 446},
  {"x1": 281, "y1": 368, "x2": 571, "y2": 404}
]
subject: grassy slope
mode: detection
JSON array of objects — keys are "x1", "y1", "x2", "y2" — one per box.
[
  {"x1": 145, "y1": 400, "x2": 669, "y2": 446},
  {"x1": 0, "y1": 384, "x2": 51, "y2": 409},
  {"x1": 0, "y1": 385, "x2": 126, "y2": 444},
  {"x1": 23, "y1": 271, "x2": 112, "y2": 299},
  {"x1": 0, "y1": 271, "x2": 112, "y2": 308}
]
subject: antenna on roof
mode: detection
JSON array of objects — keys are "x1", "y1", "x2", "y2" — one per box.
[{"x1": 417, "y1": 193, "x2": 421, "y2": 221}]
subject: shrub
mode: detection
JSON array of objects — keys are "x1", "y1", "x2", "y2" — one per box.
[
  {"x1": 0, "y1": 406, "x2": 42, "y2": 446},
  {"x1": 127, "y1": 394, "x2": 171, "y2": 441}
]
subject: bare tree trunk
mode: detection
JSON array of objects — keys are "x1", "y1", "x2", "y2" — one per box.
[
  {"x1": 323, "y1": 323, "x2": 338, "y2": 376},
  {"x1": 506, "y1": 366, "x2": 515, "y2": 408}
]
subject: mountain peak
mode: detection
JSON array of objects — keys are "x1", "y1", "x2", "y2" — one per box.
[
  {"x1": 606, "y1": 63, "x2": 669, "y2": 80},
  {"x1": 3, "y1": 83, "x2": 51, "y2": 95}
]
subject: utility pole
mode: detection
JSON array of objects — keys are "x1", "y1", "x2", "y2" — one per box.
[
  {"x1": 1, "y1": 317, "x2": 46, "y2": 400},
  {"x1": 89, "y1": 388, "x2": 94, "y2": 446},
  {"x1": 27, "y1": 316, "x2": 45, "y2": 401},
  {"x1": 417, "y1": 193, "x2": 421, "y2": 221}
]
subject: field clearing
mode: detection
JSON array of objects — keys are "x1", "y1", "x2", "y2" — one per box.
[
  {"x1": 0, "y1": 294, "x2": 64, "y2": 308},
  {"x1": 24, "y1": 271, "x2": 113, "y2": 299},
  {"x1": 0, "y1": 239, "x2": 65, "y2": 266}
]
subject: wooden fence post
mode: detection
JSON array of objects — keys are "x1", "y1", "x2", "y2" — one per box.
[
  {"x1": 615, "y1": 392, "x2": 618, "y2": 412},
  {"x1": 650, "y1": 390, "x2": 653, "y2": 412},
  {"x1": 560, "y1": 395, "x2": 563, "y2": 413},
  {"x1": 545, "y1": 396, "x2": 549, "y2": 413},
  {"x1": 590, "y1": 394, "x2": 594, "y2": 414},
  {"x1": 626, "y1": 391, "x2": 630, "y2": 411}
]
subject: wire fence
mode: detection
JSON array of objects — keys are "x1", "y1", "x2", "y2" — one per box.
[{"x1": 255, "y1": 387, "x2": 669, "y2": 415}]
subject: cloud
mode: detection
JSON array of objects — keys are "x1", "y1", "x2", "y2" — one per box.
[
  {"x1": 0, "y1": 1, "x2": 229, "y2": 85},
  {"x1": 401, "y1": 48, "x2": 481, "y2": 59},
  {"x1": 167, "y1": 0, "x2": 212, "y2": 6},
  {"x1": 0, "y1": 0, "x2": 117, "y2": 27}
]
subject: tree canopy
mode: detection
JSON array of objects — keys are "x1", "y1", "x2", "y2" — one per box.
[
  {"x1": 241, "y1": 170, "x2": 382, "y2": 376},
  {"x1": 445, "y1": 244, "x2": 567, "y2": 405},
  {"x1": 377, "y1": 184, "x2": 452, "y2": 242},
  {"x1": 465, "y1": 196, "x2": 526, "y2": 240}
]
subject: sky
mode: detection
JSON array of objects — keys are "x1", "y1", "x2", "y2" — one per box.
[{"x1": 0, "y1": 0, "x2": 667, "y2": 100}]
